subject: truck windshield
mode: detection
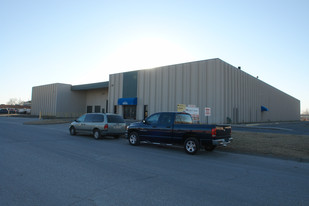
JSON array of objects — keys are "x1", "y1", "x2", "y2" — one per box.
[{"x1": 174, "y1": 114, "x2": 193, "y2": 124}]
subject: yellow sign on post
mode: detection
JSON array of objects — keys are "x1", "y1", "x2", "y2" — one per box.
[{"x1": 177, "y1": 104, "x2": 186, "y2": 112}]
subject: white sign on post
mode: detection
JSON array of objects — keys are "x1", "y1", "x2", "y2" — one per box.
[
  {"x1": 205, "y1": 107, "x2": 211, "y2": 116},
  {"x1": 185, "y1": 106, "x2": 200, "y2": 122}
]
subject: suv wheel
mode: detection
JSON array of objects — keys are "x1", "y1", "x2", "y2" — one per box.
[
  {"x1": 184, "y1": 137, "x2": 199, "y2": 154},
  {"x1": 128, "y1": 132, "x2": 140, "y2": 146},
  {"x1": 69, "y1": 126, "x2": 76, "y2": 135},
  {"x1": 93, "y1": 129, "x2": 101, "y2": 140}
]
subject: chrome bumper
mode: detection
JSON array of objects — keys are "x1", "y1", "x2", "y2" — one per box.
[{"x1": 212, "y1": 137, "x2": 233, "y2": 147}]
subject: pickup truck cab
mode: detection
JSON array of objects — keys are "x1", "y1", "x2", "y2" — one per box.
[{"x1": 126, "y1": 112, "x2": 232, "y2": 154}]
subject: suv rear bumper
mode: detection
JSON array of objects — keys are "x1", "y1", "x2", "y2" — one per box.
[{"x1": 212, "y1": 137, "x2": 233, "y2": 147}]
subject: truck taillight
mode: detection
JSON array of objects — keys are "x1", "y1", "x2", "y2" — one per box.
[
  {"x1": 104, "y1": 124, "x2": 108, "y2": 130},
  {"x1": 211, "y1": 128, "x2": 217, "y2": 137}
]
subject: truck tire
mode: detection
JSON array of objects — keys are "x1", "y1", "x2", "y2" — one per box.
[
  {"x1": 184, "y1": 137, "x2": 199, "y2": 154},
  {"x1": 128, "y1": 132, "x2": 140, "y2": 146},
  {"x1": 93, "y1": 129, "x2": 101, "y2": 140}
]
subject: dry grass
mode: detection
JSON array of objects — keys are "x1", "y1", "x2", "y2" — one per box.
[{"x1": 218, "y1": 131, "x2": 309, "y2": 161}]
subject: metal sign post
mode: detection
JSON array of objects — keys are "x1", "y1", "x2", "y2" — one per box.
[{"x1": 205, "y1": 107, "x2": 211, "y2": 124}]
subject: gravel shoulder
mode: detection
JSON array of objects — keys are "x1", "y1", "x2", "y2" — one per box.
[{"x1": 218, "y1": 131, "x2": 309, "y2": 162}]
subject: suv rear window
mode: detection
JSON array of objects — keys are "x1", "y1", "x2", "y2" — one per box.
[{"x1": 107, "y1": 115, "x2": 125, "y2": 123}]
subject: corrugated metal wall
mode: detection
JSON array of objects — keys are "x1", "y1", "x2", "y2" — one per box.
[
  {"x1": 108, "y1": 73, "x2": 123, "y2": 114},
  {"x1": 55, "y1": 84, "x2": 86, "y2": 117},
  {"x1": 134, "y1": 58, "x2": 299, "y2": 124},
  {"x1": 32, "y1": 83, "x2": 86, "y2": 117},
  {"x1": 31, "y1": 83, "x2": 59, "y2": 116},
  {"x1": 97, "y1": 58, "x2": 300, "y2": 124}
]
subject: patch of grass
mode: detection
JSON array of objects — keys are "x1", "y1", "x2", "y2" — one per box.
[{"x1": 218, "y1": 131, "x2": 309, "y2": 161}]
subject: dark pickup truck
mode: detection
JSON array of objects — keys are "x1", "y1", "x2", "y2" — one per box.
[{"x1": 126, "y1": 112, "x2": 232, "y2": 154}]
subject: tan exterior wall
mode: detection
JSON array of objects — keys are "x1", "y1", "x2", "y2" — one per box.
[
  {"x1": 108, "y1": 73, "x2": 123, "y2": 114},
  {"x1": 109, "y1": 58, "x2": 300, "y2": 124},
  {"x1": 32, "y1": 59, "x2": 300, "y2": 123},
  {"x1": 85, "y1": 88, "x2": 108, "y2": 113},
  {"x1": 31, "y1": 83, "x2": 58, "y2": 116},
  {"x1": 31, "y1": 83, "x2": 86, "y2": 118},
  {"x1": 55, "y1": 84, "x2": 86, "y2": 117}
]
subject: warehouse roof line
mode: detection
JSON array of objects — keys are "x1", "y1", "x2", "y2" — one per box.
[{"x1": 71, "y1": 81, "x2": 109, "y2": 91}]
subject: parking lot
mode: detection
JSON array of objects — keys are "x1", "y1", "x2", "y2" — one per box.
[{"x1": 1, "y1": 116, "x2": 309, "y2": 206}]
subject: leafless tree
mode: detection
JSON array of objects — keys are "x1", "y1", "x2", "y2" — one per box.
[{"x1": 6, "y1": 98, "x2": 24, "y2": 105}]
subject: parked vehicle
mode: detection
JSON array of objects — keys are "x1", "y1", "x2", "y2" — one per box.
[
  {"x1": 0, "y1": 108, "x2": 8, "y2": 114},
  {"x1": 126, "y1": 112, "x2": 232, "y2": 154},
  {"x1": 69, "y1": 113, "x2": 126, "y2": 139},
  {"x1": 17, "y1": 108, "x2": 27, "y2": 114}
]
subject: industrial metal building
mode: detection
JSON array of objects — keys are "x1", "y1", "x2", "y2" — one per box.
[
  {"x1": 31, "y1": 82, "x2": 108, "y2": 118},
  {"x1": 31, "y1": 58, "x2": 300, "y2": 124}
]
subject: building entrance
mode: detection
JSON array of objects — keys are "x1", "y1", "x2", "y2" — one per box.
[{"x1": 123, "y1": 105, "x2": 136, "y2": 119}]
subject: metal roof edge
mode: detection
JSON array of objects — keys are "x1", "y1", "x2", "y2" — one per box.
[{"x1": 71, "y1": 81, "x2": 109, "y2": 91}]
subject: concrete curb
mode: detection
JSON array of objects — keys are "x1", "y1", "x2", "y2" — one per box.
[
  {"x1": 23, "y1": 119, "x2": 72, "y2": 125},
  {"x1": 232, "y1": 125, "x2": 293, "y2": 131}
]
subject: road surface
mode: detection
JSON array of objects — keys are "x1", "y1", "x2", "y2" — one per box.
[{"x1": 1, "y1": 117, "x2": 308, "y2": 206}]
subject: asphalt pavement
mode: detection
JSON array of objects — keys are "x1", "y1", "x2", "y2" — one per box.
[{"x1": 1, "y1": 117, "x2": 309, "y2": 206}]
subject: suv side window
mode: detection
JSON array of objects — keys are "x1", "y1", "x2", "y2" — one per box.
[
  {"x1": 84, "y1": 114, "x2": 94, "y2": 122},
  {"x1": 146, "y1": 113, "x2": 160, "y2": 125},
  {"x1": 92, "y1": 114, "x2": 104, "y2": 122},
  {"x1": 77, "y1": 114, "x2": 86, "y2": 122}
]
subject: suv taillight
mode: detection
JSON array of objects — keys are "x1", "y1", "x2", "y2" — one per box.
[
  {"x1": 211, "y1": 128, "x2": 216, "y2": 137},
  {"x1": 104, "y1": 124, "x2": 108, "y2": 130}
]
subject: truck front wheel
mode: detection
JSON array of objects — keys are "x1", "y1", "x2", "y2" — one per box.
[
  {"x1": 184, "y1": 137, "x2": 199, "y2": 154},
  {"x1": 128, "y1": 132, "x2": 140, "y2": 146}
]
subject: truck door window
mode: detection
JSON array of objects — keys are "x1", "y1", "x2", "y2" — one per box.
[
  {"x1": 158, "y1": 113, "x2": 172, "y2": 126},
  {"x1": 146, "y1": 114, "x2": 160, "y2": 125}
]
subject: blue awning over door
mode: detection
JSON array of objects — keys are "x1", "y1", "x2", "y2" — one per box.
[
  {"x1": 261, "y1": 106, "x2": 268, "y2": 112},
  {"x1": 118, "y1": 97, "x2": 137, "y2": 105}
]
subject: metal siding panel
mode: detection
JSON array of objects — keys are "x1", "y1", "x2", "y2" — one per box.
[
  {"x1": 190, "y1": 62, "x2": 199, "y2": 106},
  {"x1": 162, "y1": 67, "x2": 169, "y2": 111},
  {"x1": 149, "y1": 69, "x2": 156, "y2": 114},
  {"x1": 198, "y1": 61, "x2": 206, "y2": 123},
  {"x1": 175, "y1": 64, "x2": 183, "y2": 105},
  {"x1": 123, "y1": 71, "x2": 138, "y2": 98},
  {"x1": 168, "y1": 66, "x2": 176, "y2": 111}
]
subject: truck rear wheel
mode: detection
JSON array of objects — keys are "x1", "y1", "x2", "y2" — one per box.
[{"x1": 184, "y1": 137, "x2": 199, "y2": 154}]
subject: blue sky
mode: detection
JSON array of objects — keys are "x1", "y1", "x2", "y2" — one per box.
[{"x1": 1, "y1": 0, "x2": 308, "y2": 113}]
